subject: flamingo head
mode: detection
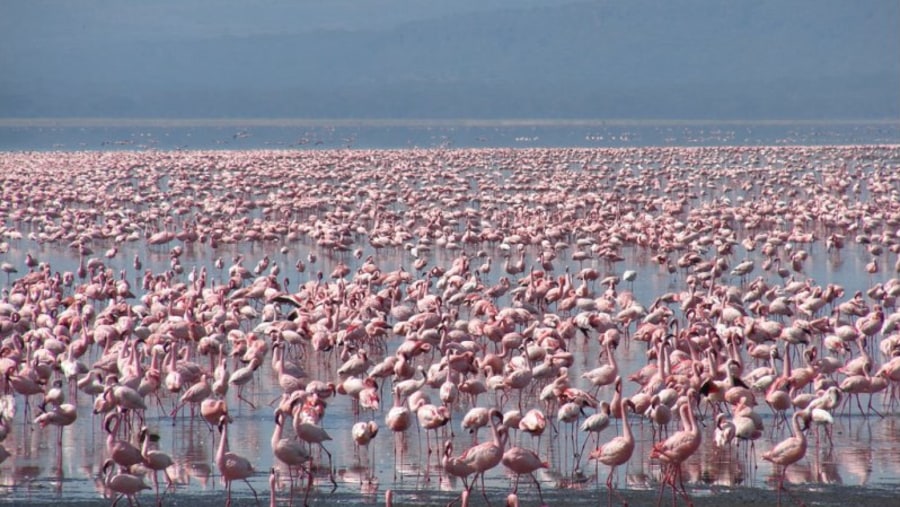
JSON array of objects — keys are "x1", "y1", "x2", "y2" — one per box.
[
  {"x1": 100, "y1": 458, "x2": 116, "y2": 476},
  {"x1": 797, "y1": 410, "x2": 812, "y2": 431},
  {"x1": 102, "y1": 411, "x2": 118, "y2": 434}
]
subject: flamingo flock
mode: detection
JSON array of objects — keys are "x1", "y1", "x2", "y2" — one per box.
[{"x1": 0, "y1": 144, "x2": 899, "y2": 507}]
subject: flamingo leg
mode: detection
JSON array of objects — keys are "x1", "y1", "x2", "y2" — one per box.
[
  {"x1": 778, "y1": 464, "x2": 809, "y2": 507},
  {"x1": 393, "y1": 433, "x2": 399, "y2": 481},
  {"x1": 280, "y1": 466, "x2": 292, "y2": 507},
  {"x1": 319, "y1": 444, "x2": 338, "y2": 491},
  {"x1": 866, "y1": 395, "x2": 884, "y2": 418},
  {"x1": 656, "y1": 464, "x2": 669, "y2": 507},
  {"x1": 244, "y1": 478, "x2": 260, "y2": 507},
  {"x1": 152, "y1": 470, "x2": 160, "y2": 506},
  {"x1": 853, "y1": 393, "x2": 865, "y2": 418},
  {"x1": 775, "y1": 467, "x2": 784, "y2": 507},
  {"x1": 659, "y1": 466, "x2": 670, "y2": 507},
  {"x1": 670, "y1": 466, "x2": 677, "y2": 507},
  {"x1": 237, "y1": 385, "x2": 257, "y2": 409},
  {"x1": 303, "y1": 466, "x2": 314, "y2": 506},
  {"x1": 530, "y1": 472, "x2": 544, "y2": 504},
  {"x1": 479, "y1": 472, "x2": 490, "y2": 506},
  {"x1": 675, "y1": 466, "x2": 692, "y2": 506},
  {"x1": 606, "y1": 467, "x2": 615, "y2": 507}
]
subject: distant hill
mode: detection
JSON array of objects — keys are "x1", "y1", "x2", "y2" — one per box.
[{"x1": 1, "y1": 0, "x2": 897, "y2": 119}]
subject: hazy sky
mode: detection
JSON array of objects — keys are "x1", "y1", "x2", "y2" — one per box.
[{"x1": 2, "y1": 0, "x2": 898, "y2": 120}]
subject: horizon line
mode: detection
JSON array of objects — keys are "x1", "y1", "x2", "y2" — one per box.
[{"x1": 1, "y1": 117, "x2": 899, "y2": 128}]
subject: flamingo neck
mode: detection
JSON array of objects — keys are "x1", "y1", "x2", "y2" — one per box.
[
  {"x1": 217, "y1": 422, "x2": 229, "y2": 465},
  {"x1": 620, "y1": 402, "x2": 632, "y2": 440}
]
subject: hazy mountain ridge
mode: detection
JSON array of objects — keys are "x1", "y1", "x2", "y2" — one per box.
[{"x1": 1, "y1": 0, "x2": 897, "y2": 119}]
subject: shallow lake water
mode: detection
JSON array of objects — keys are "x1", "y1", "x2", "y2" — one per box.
[{"x1": 1, "y1": 141, "x2": 899, "y2": 507}]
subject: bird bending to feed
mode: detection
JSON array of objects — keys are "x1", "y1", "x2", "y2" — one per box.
[{"x1": 101, "y1": 458, "x2": 150, "y2": 506}]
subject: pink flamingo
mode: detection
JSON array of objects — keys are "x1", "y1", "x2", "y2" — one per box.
[
  {"x1": 352, "y1": 420, "x2": 379, "y2": 483},
  {"x1": 442, "y1": 439, "x2": 476, "y2": 492},
  {"x1": 291, "y1": 415, "x2": 338, "y2": 491},
  {"x1": 582, "y1": 338, "x2": 620, "y2": 394},
  {"x1": 518, "y1": 408, "x2": 548, "y2": 446},
  {"x1": 589, "y1": 398, "x2": 635, "y2": 507},
  {"x1": 170, "y1": 373, "x2": 211, "y2": 420},
  {"x1": 139, "y1": 427, "x2": 175, "y2": 505},
  {"x1": 216, "y1": 415, "x2": 259, "y2": 507},
  {"x1": 33, "y1": 402, "x2": 77, "y2": 447},
  {"x1": 101, "y1": 458, "x2": 150, "y2": 506},
  {"x1": 458, "y1": 408, "x2": 507, "y2": 502},
  {"x1": 501, "y1": 446, "x2": 549, "y2": 504},
  {"x1": 272, "y1": 409, "x2": 311, "y2": 506},
  {"x1": 414, "y1": 399, "x2": 452, "y2": 463},
  {"x1": 228, "y1": 356, "x2": 262, "y2": 409},
  {"x1": 385, "y1": 388, "x2": 413, "y2": 479},
  {"x1": 651, "y1": 396, "x2": 701, "y2": 507},
  {"x1": 104, "y1": 411, "x2": 143, "y2": 469},
  {"x1": 201, "y1": 398, "x2": 232, "y2": 429},
  {"x1": 762, "y1": 410, "x2": 811, "y2": 506}
]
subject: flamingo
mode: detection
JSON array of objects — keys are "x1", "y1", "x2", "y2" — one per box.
[
  {"x1": 229, "y1": 356, "x2": 262, "y2": 409},
  {"x1": 5, "y1": 365, "x2": 45, "y2": 421},
  {"x1": 518, "y1": 408, "x2": 548, "y2": 444},
  {"x1": 714, "y1": 413, "x2": 736, "y2": 448},
  {"x1": 385, "y1": 387, "x2": 413, "y2": 476},
  {"x1": 292, "y1": 416, "x2": 338, "y2": 491},
  {"x1": 272, "y1": 409, "x2": 311, "y2": 506},
  {"x1": 762, "y1": 410, "x2": 811, "y2": 505},
  {"x1": 101, "y1": 458, "x2": 150, "y2": 506},
  {"x1": 216, "y1": 415, "x2": 260, "y2": 507},
  {"x1": 352, "y1": 420, "x2": 379, "y2": 483},
  {"x1": 170, "y1": 373, "x2": 211, "y2": 419},
  {"x1": 461, "y1": 406, "x2": 492, "y2": 439},
  {"x1": 201, "y1": 398, "x2": 232, "y2": 428},
  {"x1": 651, "y1": 396, "x2": 701, "y2": 507},
  {"x1": 139, "y1": 427, "x2": 175, "y2": 504},
  {"x1": 104, "y1": 411, "x2": 143, "y2": 469},
  {"x1": 442, "y1": 439, "x2": 476, "y2": 491},
  {"x1": 646, "y1": 394, "x2": 673, "y2": 442},
  {"x1": 414, "y1": 399, "x2": 452, "y2": 461},
  {"x1": 33, "y1": 402, "x2": 77, "y2": 447},
  {"x1": 501, "y1": 446, "x2": 548, "y2": 504},
  {"x1": 588, "y1": 399, "x2": 635, "y2": 507},
  {"x1": 578, "y1": 401, "x2": 612, "y2": 465},
  {"x1": 351, "y1": 420, "x2": 379, "y2": 447},
  {"x1": 732, "y1": 399, "x2": 764, "y2": 467},
  {"x1": 458, "y1": 409, "x2": 507, "y2": 502},
  {"x1": 582, "y1": 338, "x2": 619, "y2": 393}
]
